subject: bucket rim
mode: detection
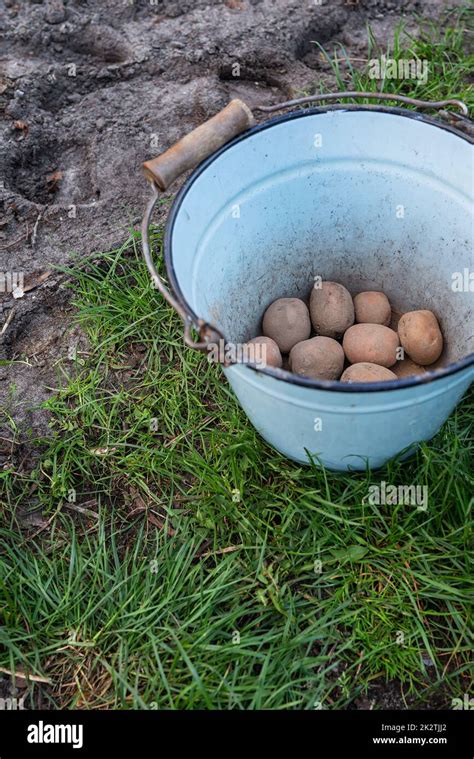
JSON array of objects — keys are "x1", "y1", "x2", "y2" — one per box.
[{"x1": 164, "y1": 104, "x2": 474, "y2": 394}]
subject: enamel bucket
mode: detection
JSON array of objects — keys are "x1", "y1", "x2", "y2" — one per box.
[{"x1": 142, "y1": 93, "x2": 474, "y2": 470}]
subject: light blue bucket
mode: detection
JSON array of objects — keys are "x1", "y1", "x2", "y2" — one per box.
[{"x1": 143, "y1": 94, "x2": 474, "y2": 470}]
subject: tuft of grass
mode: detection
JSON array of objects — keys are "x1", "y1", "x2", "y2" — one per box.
[
  {"x1": 312, "y1": 7, "x2": 474, "y2": 109},
  {"x1": 0, "y1": 232, "x2": 472, "y2": 709}
]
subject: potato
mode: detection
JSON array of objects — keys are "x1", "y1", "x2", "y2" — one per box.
[
  {"x1": 262, "y1": 297, "x2": 311, "y2": 353},
  {"x1": 340, "y1": 363, "x2": 397, "y2": 383},
  {"x1": 310, "y1": 281, "x2": 354, "y2": 339},
  {"x1": 343, "y1": 324, "x2": 399, "y2": 367},
  {"x1": 289, "y1": 336, "x2": 344, "y2": 380},
  {"x1": 353, "y1": 291, "x2": 391, "y2": 326},
  {"x1": 392, "y1": 357, "x2": 427, "y2": 379},
  {"x1": 245, "y1": 336, "x2": 282, "y2": 369},
  {"x1": 397, "y1": 310, "x2": 443, "y2": 365}
]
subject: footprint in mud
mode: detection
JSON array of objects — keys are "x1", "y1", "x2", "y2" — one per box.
[
  {"x1": 31, "y1": 66, "x2": 116, "y2": 114},
  {"x1": 66, "y1": 23, "x2": 132, "y2": 64},
  {"x1": 5, "y1": 138, "x2": 96, "y2": 207},
  {"x1": 22, "y1": 21, "x2": 136, "y2": 115}
]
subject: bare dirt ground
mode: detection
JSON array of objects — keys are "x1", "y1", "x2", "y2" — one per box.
[{"x1": 0, "y1": 0, "x2": 464, "y2": 444}]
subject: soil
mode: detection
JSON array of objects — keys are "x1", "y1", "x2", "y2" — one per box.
[{"x1": 0, "y1": 0, "x2": 467, "y2": 710}]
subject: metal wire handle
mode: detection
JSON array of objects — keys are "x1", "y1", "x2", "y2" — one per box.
[
  {"x1": 254, "y1": 91, "x2": 469, "y2": 116},
  {"x1": 141, "y1": 184, "x2": 225, "y2": 351}
]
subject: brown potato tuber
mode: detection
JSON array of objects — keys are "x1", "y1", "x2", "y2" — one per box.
[
  {"x1": 397, "y1": 310, "x2": 443, "y2": 365},
  {"x1": 310, "y1": 281, "x2": 354, "y2": 339},
  {"x1": 340, "y1": 362, "x2": 397, "y2": 383},
  {"x1": 262, "y1": 297, "x2": 311, "y2": 353},
  {"x1": 353, "y1": 291, "x2": 391, "y2": 326},
  {"x1": 289, "y1": 336, "x2": 344, "y2": 380},
  {"x1": 343, "y1": 323, "x2": 399, "y2": 367},
  {"x1": 245, "y1": 336, "x2": 282, "y2": 368},
  {"x1": 392, "y1": 357, "x2": 427, "y2": 379}
]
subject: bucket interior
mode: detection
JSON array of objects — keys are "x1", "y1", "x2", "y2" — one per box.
[{"x1": 168, "y1": 109, "x2": 473, "y2": 367}]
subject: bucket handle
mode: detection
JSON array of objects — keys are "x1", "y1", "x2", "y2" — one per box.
[
  {"x1": 141, "y1": 98, "x2": 255, "y2": 351},
  {"x1": 254, "y1": 91, "x2": 469, "y2": 116},
  {"x1": 141, "y1": 183, "x2": 226, "y2": 350},
  {"x1": 141, "y1": 91, "x2": 470, "y2": 353}
]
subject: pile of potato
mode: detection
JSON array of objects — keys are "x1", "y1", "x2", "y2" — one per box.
[{"x1": 247, "y1": 281, "x2": 444, "y2": 383}]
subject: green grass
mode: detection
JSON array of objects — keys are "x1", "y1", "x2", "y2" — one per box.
[
  {"x1": 312, "y1": 6, "x2": 474, "y2": 109},
  {"x1": 0, "y1": 235, "x2": 472, "y2": 709},
  {"x1": 0, "y1": 9, "x2": 473, "y2": 709}
]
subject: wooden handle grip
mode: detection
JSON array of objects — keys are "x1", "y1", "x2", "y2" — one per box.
[{"x1": 143, "y1": 99, "x2": 255, "y2": 190}]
